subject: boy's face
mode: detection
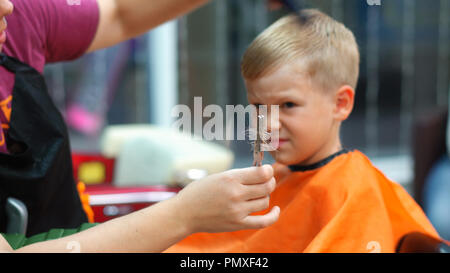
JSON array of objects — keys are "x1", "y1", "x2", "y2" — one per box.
[{"x1": 245, "y1": 61, "x2": 343, "y2": 166}]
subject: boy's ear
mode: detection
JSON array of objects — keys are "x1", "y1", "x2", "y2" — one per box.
[{"x1": 333, "y1": 85, "x2": 355, "y2": 121}]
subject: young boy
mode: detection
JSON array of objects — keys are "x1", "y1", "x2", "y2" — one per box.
[{"x1": 164, "y1": 9, "x2": 441, "y2": 253}]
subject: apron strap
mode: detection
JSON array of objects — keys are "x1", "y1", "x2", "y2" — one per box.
[{"x1": 0, "y1": 53, "x2": 34, "y2": 74}]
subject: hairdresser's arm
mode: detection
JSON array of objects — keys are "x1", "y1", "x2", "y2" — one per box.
[
  {"x1": 1, "y1": 166, "x2": 279, "y2": 253},
  {"x1": 86, "y1": 0, "x2": 209, "y2": 52}
]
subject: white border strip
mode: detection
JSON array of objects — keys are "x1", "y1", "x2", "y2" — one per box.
[{"x1": 89, "y1": 191, "x2": 177, "y2": 206}]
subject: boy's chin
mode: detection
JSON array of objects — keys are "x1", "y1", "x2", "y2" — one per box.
[{"x1": 269, "y1": 151, "x2": 302, "y2": 166}]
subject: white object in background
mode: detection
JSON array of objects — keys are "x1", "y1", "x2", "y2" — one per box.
[
  {"x1": 148, "y1": 20, "x2": 178, "y2": 128},
  {"x1": 100, "y1": 125, "x2": 234, "y2": 187},
  {"x1": 371, "y1": 155, "x2": 413, "y2": 193}
]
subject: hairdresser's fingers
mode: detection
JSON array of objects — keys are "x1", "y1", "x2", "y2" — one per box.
[
  {"x1": 268, "y1": 0, "x2": 282, "y2": 9},
  {"x1": 268, "y1": 0, "x2": 283, "y2": 10},
  {"x1": 245, "y1": 196, "x2": 271, "y2": 214},
  {"x1": 227, "y1": 164, "x2": 273, "y2": 185},
  {"x1": 0, "y1": 0, "x2": 13, "y2": 17},
  {"x1": 244, "y1": 178, "x2": 276, "y2": 200},
  {"x1": 241, "y1": 206, "x2": 280, "y2": 229}
]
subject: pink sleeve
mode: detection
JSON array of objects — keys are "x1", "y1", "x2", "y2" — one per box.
[{"x1": 41, "y1": 0, "x2": 100, "y2": 63}]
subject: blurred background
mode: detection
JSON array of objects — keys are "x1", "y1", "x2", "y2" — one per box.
[{"x1": 43, "y1": 0, "x2": 449, "y2": 238}]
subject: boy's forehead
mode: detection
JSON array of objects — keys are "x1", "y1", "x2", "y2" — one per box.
[{"x1": 245, "y1": 62, "x2": 314, "y2": 100}]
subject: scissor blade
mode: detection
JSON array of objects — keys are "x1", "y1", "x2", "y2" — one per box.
[{"x1": 253, "y1": 115, "x2": 264, "y2": 166}]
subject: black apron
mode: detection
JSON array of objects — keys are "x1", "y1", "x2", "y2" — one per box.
[{"x1": 0, "y1": 53, "x2": 87, "y2": 236}]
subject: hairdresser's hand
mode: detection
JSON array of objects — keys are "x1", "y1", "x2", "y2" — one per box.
[
  {"x1": 173, "y1": 165, "x2": 280, "y2": 234},
  {"x1": 268, "y1": 0, "x2": 283, "y2": 10}
]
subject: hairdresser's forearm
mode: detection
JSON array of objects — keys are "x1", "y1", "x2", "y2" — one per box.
[
  {"x1": 88, "y1": 0, "x2": 209, "y2": 52},
  {"x1": 114, "y1": 0, "x2": 209, "y2": 37},
  {"x1": 15, "y1": 198, "x2": 190, "y2": 253}
]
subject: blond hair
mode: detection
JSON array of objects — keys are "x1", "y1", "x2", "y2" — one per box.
[{"x1": 241, "y1": 9, "x2": 360, "y2": 91}]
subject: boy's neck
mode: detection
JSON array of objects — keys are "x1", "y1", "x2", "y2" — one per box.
[
  {"x1": 298, "y1": 125, "x2": 343, "y2": 166},
  {"x1": 300, "y1": 139, "x2": 343, "y2": 166},
  {"x1": 288, "y1": 149, "x2": 349, "y2": 172}
]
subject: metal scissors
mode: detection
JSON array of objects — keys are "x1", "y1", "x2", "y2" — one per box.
[{"x1": 253, "y1": 115, "x2": 265, "y2": 167}]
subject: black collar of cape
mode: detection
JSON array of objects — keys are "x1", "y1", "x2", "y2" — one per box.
[{"x1": 288, "y1": 149, "x2": 350, "y2": 172}]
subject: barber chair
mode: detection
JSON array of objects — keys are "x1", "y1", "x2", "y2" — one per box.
[{"x1": 396, "y1": 232, "x2": 450, "y2": 253}]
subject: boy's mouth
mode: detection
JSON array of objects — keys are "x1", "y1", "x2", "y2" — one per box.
[
  {"x1": 278, "y1": 138, "x2": 289, "y2": 147},
  {"x1": 268, "y1": 138, "x2": 288, "y2": 150}
]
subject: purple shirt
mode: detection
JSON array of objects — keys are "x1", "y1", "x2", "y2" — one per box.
[{"x1": 0, "y1": 0, "x2": 99, "y2": 153}]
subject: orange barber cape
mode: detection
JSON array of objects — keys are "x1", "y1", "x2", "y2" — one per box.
[{"x1": 164, "y1": 150, "x2": 440, "y2": 253}]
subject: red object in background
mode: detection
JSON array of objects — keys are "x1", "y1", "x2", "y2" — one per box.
[
  {"x1": 72, "y1": 153, "x2": 115, "y2": 184},
  {"x1": 72, "y1": 153, "x2": 182, "y2": 223},
  {"x1": 85, "y1": 184, "x2": 181, "y2": 223}
]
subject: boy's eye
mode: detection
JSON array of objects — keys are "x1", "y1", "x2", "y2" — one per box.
[{"x1": 281, "y1": 102, "x2": 296, "y2": 108}]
